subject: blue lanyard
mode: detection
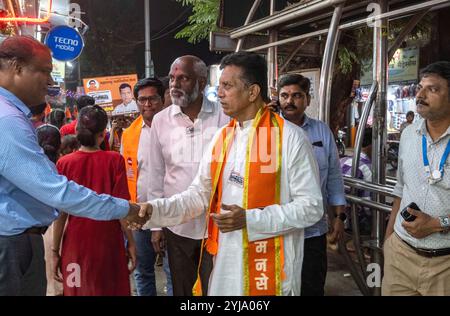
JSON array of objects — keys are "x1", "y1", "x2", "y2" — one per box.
[{"x1": 422, "y1": 134, "x2": 450, "y2": 175}]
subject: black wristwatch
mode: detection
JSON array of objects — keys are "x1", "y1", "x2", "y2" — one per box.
[{"x1": 336, "y1": 213, "x2": 347, "y2": 222}]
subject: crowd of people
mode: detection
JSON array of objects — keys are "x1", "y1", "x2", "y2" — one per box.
[{"x1": 0, "y1": 35, "x2": 449, "y2": 297}]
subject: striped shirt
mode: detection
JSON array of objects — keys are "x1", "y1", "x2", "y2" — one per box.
[{"x1": 340, "y1": 152, "x2": 372, "y2": 197}]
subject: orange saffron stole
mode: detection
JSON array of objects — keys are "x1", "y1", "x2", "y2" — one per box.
[
  {"x1": 121, "y1": 115, "x2": 143, "y2": 202},
  {"x1": 192, "y1": 106, "x2": 284, "y2": 296}
]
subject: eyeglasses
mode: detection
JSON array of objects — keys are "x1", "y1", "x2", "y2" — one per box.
[{"x1": 137, "y1": 95, "x2": 162, "y2": 105}]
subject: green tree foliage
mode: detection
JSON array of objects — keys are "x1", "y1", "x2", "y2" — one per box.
[{"x1": 174, "y1": 0, "x2": 220, "y2": 44}]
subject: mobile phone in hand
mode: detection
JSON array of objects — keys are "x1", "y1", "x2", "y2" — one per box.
[{"x1": 400, "y1": 202, "x2": 421, "y2": 222}]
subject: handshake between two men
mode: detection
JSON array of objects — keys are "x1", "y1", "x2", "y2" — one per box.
[{"x1": 124, "y1": 202, "x2": 248, "y2": 233}]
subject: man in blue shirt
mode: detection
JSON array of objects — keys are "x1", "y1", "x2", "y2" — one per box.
[
  {"x1": 278, "y1": 74, "x2": 346, "y2": 296},
  {"x1": 0, "y1": 36, "x2": 146, "y2": 295}
]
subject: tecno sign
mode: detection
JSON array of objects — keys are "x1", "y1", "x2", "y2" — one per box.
[
  {"x1": 45, "y1": 25, "x2": 84, "y2": 61},
  {"x1": 54, "y1": 36, "x2": 80, "y2": 51}
]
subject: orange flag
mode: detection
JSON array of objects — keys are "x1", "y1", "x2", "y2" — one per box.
[
  {"x1": 44, "y1": 103, "x2": 52, "y2": 117},
  {"x1": 65, "y1": 107, "x2": 72, "y2": 120}
]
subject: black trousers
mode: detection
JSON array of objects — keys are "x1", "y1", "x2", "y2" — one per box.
[
  {"x1": 0, "y1": 233, "x2": 46, "y2": 296},
  {"x1": 163, "y1": 228, "x2": 212, "y2": 296},
  {"x1": 301, "y1": 234, "x2": 328, "y2": 296}
]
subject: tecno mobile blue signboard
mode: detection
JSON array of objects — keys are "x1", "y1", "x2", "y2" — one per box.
[{"x1": 45, "y1": 25, "x2": 84, "y2": 61}]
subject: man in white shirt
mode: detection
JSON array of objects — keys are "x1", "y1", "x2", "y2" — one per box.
[
  {"x1": 383, "y1": 61, "x2": 450, "y2": 296},
  {"x1": 147, "y1": 55, "x2": 229, "y2": 295},
  {"x1": 140, "y1": 51, "x2": 323, "y2": 296},
  {"x1": 112, "y1": 83, "x2": 139, "y2": 115}
]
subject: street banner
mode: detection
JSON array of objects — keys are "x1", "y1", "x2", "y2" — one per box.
[
  {"x1": 51, "y1": 58, "x2": 66, "y2": 83},
  {"x1": 82, "y1": 74, "x2": 138, "y2": 114}
]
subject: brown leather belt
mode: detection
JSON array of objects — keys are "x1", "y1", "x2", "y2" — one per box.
[
  {"x1": 401, "y1": 237, "x2": 450, "y2": 258},
  {"x1": 24, "y1": 226, "x2": 48, "y2": 235}
]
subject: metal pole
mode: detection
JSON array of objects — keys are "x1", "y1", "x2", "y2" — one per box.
[
  {"x1": 144, "y1": 0, "x2": 153, "y2": 77},
  {"x1": 77, "y1": 59, "x2": 81, "y2": 87},
  {"x1": 235, "y1": 0, "x2": 262, "y2": 52},
  {"x1": 318, "y1": 4, "x2": 344, "y2": 124},
  {"x1": 350, "y1": 81, "x2": 377, "y2": 293},
  {"x1": 343, "y1": 177, "x2": 395, "y2": 196},
  {"x1": 338, "y1": 0, "x2": 449, "y2": 31},
  {"x1": 371, "y1": 0, "x2": 388, "y2": 296},
  {"x1": 230, "y1": 0, "x2": 346, "y2": 39},
  {"x1": 267, "y1": 0, "x2": 277, "y2": 93},
  {"x1": 246, "y1": 28, "x2": 328, "y2": 52},
  {"x1": 244, "y1": 0, "x2": 450, "y2": 53}
]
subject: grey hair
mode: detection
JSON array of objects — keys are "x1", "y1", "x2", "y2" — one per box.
[{"x1": 172, "y1": 55, "x2": 207, "y2": 79}]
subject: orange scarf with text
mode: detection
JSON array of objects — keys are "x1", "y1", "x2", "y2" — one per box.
[
  {"x1": 121, "y1": 115, "x2": 143, "y2": 202},
  {"x1": 193, "y1": 106, "x2": 285, "y2": 296}
]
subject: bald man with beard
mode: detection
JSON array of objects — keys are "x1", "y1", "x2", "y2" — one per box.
[{"x1": 146, "y1": 56, "x2": 229, "y2": 295}]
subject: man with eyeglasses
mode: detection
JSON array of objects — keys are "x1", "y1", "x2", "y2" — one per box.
[
  {"x1": 277, "y1": 74, "x2": 346, "y2": 296},
  {"x1": 146, "y1": 56, "x2": 229, "y2": 295},
  {"x1": 121, "y1": 78, "x2": 167, "y2": 296}
]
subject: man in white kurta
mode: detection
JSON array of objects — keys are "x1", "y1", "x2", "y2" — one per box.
[{"x1": 141, "y1": 52, "x2": 323, "y2": 295}]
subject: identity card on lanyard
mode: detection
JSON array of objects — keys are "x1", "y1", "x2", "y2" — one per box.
[{"x1": 422, "y1": 134, "x2": 450, "y2": 184}]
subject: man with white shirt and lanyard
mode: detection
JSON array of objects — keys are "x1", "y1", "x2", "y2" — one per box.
[
  {"x1": 383, "y1": 61, "x2": 450, "y2": 296},
  {"x1": 147, "y1": 55, "x2": 229, "y2": 295}
]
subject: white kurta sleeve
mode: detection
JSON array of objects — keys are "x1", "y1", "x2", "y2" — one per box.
[
  {"x1": 142, "y1": 128, "x2": 221, "y2": 230},
  {"x1": 245, "y1": 125, "x2": 324, "y2": 242}
]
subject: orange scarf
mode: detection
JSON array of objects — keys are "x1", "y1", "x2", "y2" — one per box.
[
  {"x1": 193, "y1": 106, "x2": 284, "y2": 296},
  {"x1": 121, "y1": 115, "x2": 143, "y2": 202}
]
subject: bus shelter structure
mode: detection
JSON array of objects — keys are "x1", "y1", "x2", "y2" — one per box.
[{"x1": 212, "y1": 0, "x2": 450, "y2": 295}]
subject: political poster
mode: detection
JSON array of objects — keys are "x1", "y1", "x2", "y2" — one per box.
[{"x1": 82, "y1": 74, "x2": 138, "y2": 114}]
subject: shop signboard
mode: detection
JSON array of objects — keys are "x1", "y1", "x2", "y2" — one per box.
[
  {"x1": 45, "y1": 25, "x2": 84, "y2": 61},
  {"x1": 82, "y1": 74, "x2": 138, "y2": 114},
  {"x1": 360, "y1": 47, "x2": 419, "y2": 85}
]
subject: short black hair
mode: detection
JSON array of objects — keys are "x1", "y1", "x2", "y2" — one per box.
[
  {"x1": 76, "y1": 105, "x2": 108, "y2": 147},
  {"x1": 76, "y1": 95, "x2": 95, "y2": 111},
  {"x1": 60, "y1": 135, "x2": 80, "y2": 156},
  {"x1": 406, "y1": 111, "x2": 415, "y2": 118},
  {"x1": 420, "y1": 61, "x2": 450, "y2": 84},
  {"x1": 219, "y1": 52, "x2": 269, "y2": 103},
  {"x1": 362, "y1": 127, "x2": 372, "y2": 148},
  {"x1": 119, "y1": 83, "x2": 132, "y2": 92},
  {"x1": 30, "y1": 102, "x2": 47, "y2": 115},
  {"x1": 133, "y1": 77, "x2": 165, "y2": 100},
  {"x1": 420, "y1": 61, "x2": 450, "y2": 99},
  {"x1": 277, "y1": 74, "x2": 311, "y2": 95},
  {"x1": 48, "y1": 108, "x2": 66, "y2": 129},
  {"x1": 36, "y1": 124, "x2": 61, "y2": 164}
]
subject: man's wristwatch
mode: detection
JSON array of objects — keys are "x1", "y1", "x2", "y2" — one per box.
[
  {"x1": 335, "y1": 212, "x2": 347, "y2": 222},
  {"x1": 438, "y1": 215, "x2": 450, "y2": 233}
]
